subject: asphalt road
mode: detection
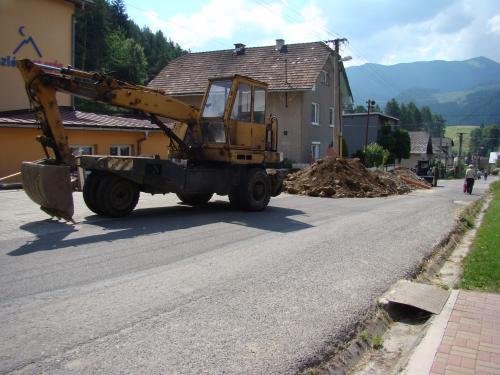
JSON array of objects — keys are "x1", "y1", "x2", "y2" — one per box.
[{"x1": 0, "y1": 178, "x2": 493, "y2": 374}]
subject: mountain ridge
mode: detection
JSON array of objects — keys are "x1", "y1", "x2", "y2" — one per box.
[{"x1": 346, "y1": 57, "x2": 500, "y2": 125}]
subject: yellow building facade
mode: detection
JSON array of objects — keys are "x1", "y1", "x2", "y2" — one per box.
[
  {"x1": 0, "y1": 0, "x2": 74, "y2": 110},
  {"x1": 0, "y1": 0, "x2": 171, "y2": 183},
  {"x1": 0, "y1": 127, "x2": 169, "y2": 181}
]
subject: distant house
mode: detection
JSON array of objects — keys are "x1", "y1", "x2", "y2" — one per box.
[
  {"x1": 342, "y1": 112, "x2": 399, "y2": 156},
  {"x1": 149, "y1": 40, "x2": 353, "y2": 164},
  {"x1": 401, "y1": 131, "x2": 433, "y2": 168}
]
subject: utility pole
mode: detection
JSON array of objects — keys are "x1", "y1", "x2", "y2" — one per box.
[
  {"x1": 364, "y1": 99, "x2": 375, "y2": 150},
  {"x1": 327, "y1": 38, "x2": 347, "y2": 159}
]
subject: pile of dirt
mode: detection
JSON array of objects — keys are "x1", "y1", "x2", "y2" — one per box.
[
  {"x1": 390, "y1": 167, "x2": 432, "y2": 189},
  {"x1": 284, "y1": 158, "x2": 413, "y2": 198}
]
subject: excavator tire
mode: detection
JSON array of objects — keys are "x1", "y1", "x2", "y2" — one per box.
[
  {"x1": 229, "y1": 168, "x2": 271, "y2": 211},
  {"x1": 176, "y1": 192, "x2": 213, "y2": 206},
  {"x1": 96, "y1": 174, "x2": 140, "y2": 217},
  {"x1": 83, "y1": 171, "x2": 107, "y2": 215}
]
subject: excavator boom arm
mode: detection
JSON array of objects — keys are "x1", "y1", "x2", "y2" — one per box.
[{"x1": 17, "y1": 59, "x2": 199, "y2": 162}]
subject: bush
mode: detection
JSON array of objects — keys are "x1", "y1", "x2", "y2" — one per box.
[{"x1": 364, "y1": 143, "x2": 390, "y2": 168}]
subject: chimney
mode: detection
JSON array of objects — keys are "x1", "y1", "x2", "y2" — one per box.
[
  {"x1": 275, "y1": 39, "x2": 287, "y2": 53},
  {"x1": 234, "y1": 43, "x2": 246, "y2": 55}
]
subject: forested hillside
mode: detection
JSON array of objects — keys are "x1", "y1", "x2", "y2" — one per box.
[
  {"x1": 346, "y1": 57, "x2": 500, "y2": 125},
  {"x1": 74, "y1": 0, "x2": 186, "y2": 85}
]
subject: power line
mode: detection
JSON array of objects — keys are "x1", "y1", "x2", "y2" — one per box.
[
  {"x1": 127, "y1": 0, "x2": 396, "y2": 97},
  {"x1": 253, "y1": 0, "x2": 403, "y2": 97},
  {"x1": 123, "y1": 1, "x2": 231, "y2": 50},
  {"x1": 251, "y1": 0, "x2": 330, "y2": 43},
  {"x1": 275, "y1": 0, "x2": 343, "y2": 38}
]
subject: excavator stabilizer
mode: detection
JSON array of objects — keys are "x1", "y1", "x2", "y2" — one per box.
[{"x1": 21, "y1": 162, "x2": 74, "y2": 221}]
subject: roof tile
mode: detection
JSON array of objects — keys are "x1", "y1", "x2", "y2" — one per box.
[
  {"x1": 409, "y1": 131, "x2": 432, "y2": 154},
  {"x1": 0, "y1": 109, "x2": 163, "y2": 130},
  {"x1": 148, "y1": 42, "x2": 333, "y2": 95}
]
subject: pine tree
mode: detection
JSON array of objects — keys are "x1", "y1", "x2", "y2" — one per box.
[
  {"x1": 75, "y1": 0, "x2": 109, "y2": 71},
  {"x1": 392, "y1": 129, "x2": 411, "y2": 163},
  {"x1": 105, "y1": 31, "x2": 148, "y2": 84},
  {"x1": 74, "y1": 0, "x2": 187, "y2": 85},
  {"x1": 109, "y1": 0, "x2": 129, "y2": 35},
  {"x1": 399, "y1": 103, "x2": 409, "y2": 130},
  {"x1": 384, "y1": 99, "x2": 401, "y2": 119},
  {"x1": 407, "y1": 102, "x2": 419, "y2": 130}
]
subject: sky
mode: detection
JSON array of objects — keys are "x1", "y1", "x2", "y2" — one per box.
[{"x1": 124, "y1": 0, "x2": 500, "y2": 66}]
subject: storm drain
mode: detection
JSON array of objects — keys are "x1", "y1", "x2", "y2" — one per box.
[{"x1": 379, "y1": 280, "x2": 450, "y2": 322}]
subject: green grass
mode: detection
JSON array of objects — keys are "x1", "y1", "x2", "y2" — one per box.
[
  {"x1": 445, "y1": 125, "x2": 479, "y2": 154},
  {"x1": 459, "y1": 181, "x2": 500, "y2": 292},
  {"x1": 371, "y1": 335, "x2": 383, "y2": 350}
]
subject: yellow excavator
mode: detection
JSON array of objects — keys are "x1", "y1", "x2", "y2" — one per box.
[{"x1": 17, "y1": 59, "x2": 284, "y2": 221}]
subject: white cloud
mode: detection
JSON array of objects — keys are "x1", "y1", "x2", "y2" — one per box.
[
  {"x1": 137, "y1": 0, "x2": 500, "y2": 64},
  {"x1": 488, "y1": 14, "x2": 500, "y2": 34},
  {"x1": 142, "y1": 0, "x2": 329, "y2": 50},
  {"x1": 357, "y1": 0, "x2": 500, "y2": 64}
]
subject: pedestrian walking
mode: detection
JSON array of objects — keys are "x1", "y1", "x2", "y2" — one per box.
[
  {"x1": 465, "y1": 164, "x2": 477, "y2": 194},
  {"x1": 484, "y1": 170, "x2": 488, "y2": 181}
]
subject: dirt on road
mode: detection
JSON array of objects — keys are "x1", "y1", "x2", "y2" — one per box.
[{"x1": 283, "y1": 158, "x2": 429, "y2": 198}]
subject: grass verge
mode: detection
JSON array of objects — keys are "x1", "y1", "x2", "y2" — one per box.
[{"x1": 459, "y1": 181, "x2": 500, "y2": 292}]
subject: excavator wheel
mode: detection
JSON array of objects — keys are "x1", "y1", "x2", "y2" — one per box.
[
  {"x1": 96, "y1": 174, "x2": 140, "y2": 217},
  {"x1": 229, "y1": 168, "x2": 271, "y2": 211},
  {"x1": 176, "y1": 192, "x2": 213, "y2": 206},
  {"x1": 83, "y1": 171, "x2": 106, "y2": 215}
]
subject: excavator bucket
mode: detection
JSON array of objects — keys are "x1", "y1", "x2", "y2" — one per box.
[{"x1": 21, "y1": 161, "x2": 74, "y2": 221}]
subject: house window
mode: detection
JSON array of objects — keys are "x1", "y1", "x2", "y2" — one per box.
[
  {"x1": 70, "y1": 145, "x2": 93, "y2": 156},
  {"x1": 329, "y1": 107, "x2": 334, "y2": 127},
  {"x1": 110, "y1": 145, "x2": 131, "y2": 156},
  {"x1": 311, "y1": 102, "x2": 319, "y2": 126},
  {"x1": 311, "y1": 142, "x2": 321, "y2": 161},
  {"x1": 320, "y1": 70, "x2": 330, "y2": 86}
]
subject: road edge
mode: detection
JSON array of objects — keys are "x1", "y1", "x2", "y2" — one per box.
[{"x1": 298, "y1": 187, "x2": 490, "y2": 375}]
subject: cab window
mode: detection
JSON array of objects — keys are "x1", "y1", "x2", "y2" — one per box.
[
  {"x1": 231, "y1": 84, "x2": 252, "y2": 122},
  {"x1": 202, "y1": 80, "x2": 232, "y2": 118},
  {"x1": 253, "y1": 87, "x2": 266, "y2": 124}
]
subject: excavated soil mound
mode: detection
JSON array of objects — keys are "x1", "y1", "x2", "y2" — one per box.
[
  {"x1": 390, "y1": 167, "x2": 432, "y2": 189},
  {"x1": 284, "y1": 158, "x2": 413, "y2": 198}
]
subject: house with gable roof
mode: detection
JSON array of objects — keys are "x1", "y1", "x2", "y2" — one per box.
[
  {"x1": 401, "y1": 131, "x2": 434, "y2": 169},
  {"x1": 149, "y1": 40, "x2": 353, "y2": 164}
]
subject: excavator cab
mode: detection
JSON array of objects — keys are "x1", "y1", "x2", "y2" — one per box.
[{"x1": 199, "y1": 76, "x2": 278, "y2": 163}]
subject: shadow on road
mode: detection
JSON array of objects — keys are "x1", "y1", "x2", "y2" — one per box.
[{"x1": 9, "y1": 201, "x2": 311, "y2": 256}]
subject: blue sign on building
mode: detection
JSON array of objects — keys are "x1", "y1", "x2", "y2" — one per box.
[{"x1": 1, "y1": 26, "x2": 62, "y2": 69}]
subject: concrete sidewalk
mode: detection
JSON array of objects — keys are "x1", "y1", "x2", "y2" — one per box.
[{"x1": 406, "y1": 290, "x2": 500, "y2": 375}]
